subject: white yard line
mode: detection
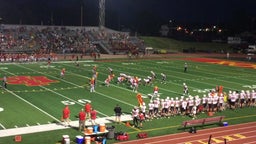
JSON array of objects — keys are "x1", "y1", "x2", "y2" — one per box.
[
  {"x1": 14, "y1": 64, "x2": 110, "y2": 116},
  {"x1": 0, "y1": 123, "x2": 6, "y2": 130},
  {"x1": 0, "y1": 114, "x2": 132, "y2": 137},
  {"x1": 6, "y1": 88, "x2": 61, "y2": 123}
]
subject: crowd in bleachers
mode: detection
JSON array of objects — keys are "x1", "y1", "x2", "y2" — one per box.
[{"x1": 0, "y1": 25, "x2": 145, "y2": 62}]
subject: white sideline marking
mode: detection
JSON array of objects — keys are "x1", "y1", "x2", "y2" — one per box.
[
  {"x1": 6, "y1": 89, "x2": 61, "y2": 123},
  {"x1": 0, "y1": 114, "x2": 132, "y2": 137},
  {"x1": 0, "y1": 123, "x2": 6, "y2": 130},
  {"x1": 15, "y1": 64, "x2": 109, "y2": 116}
]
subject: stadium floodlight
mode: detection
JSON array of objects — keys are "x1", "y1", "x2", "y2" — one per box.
[{"x1": 99, "y1": 0, "x2": 105, "y2": 30}]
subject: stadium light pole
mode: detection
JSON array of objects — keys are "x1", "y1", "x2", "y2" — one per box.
[
  {"x1": 99, "y1": 0, "x2": 105, "y2": 30},
  {"x1": 80, "y1": 0, "x2": 84, "y2": 26},
  {"x1": 169, "y1": 19, "x2": 173, "y2": 36}
]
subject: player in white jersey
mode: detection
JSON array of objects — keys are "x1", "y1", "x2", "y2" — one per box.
[
  {"x1": 212, "y1": 95, "x2": 219, "y2": 112},
  {"x1": 245, "y1": 90, "x2": 251, "y2": 107},
  {"x1": 207, "y1": 96, "x2": 213, "y2": 112},
  {"x1": 169, "y1": 98, "x2": 175, "y2": 116},
  {"x1": 251, "y1": 90, "x2": 256, "y2": 106},
  {"x1": 183, "y1": 83, "x2": 189, "y2": 95},
  {"x1": 230, "y1": 91, "x2": 237, "y2": 109},
  {"x1": 160, "y1": 73, "x2": 166, "y2": 84},
  {"x1": 175, "y1": 97, "x2": 180, "y2": 115},
  {"x1": 150, "y1": 71, "x2": 156, "y2": 81},
  {"x1": 194, "y1": 96, "x2": 201, "y2": 111},
  {"x1": 202, "y1": 95, "x2": 208, "y2": 112},
  {"x1": 163, "y1": 99, "x2": 170, "y2": 117},
  {"x1": 148, "y1": 101, "x2": 154, "y2": 120},
  {"x1": 188, "y1": 96, "x2": 194, "y2": 114},
  {"x1": 153, "y1": 98, "x2": 160, "y2": 118},
  {"x1": 140, "y1": 102, "x2": 147, "y2": 119},
  {"x1": 160, "y1": 99, "x2": 165, "y2": 117},
  {"x1": 239, "y1": 90, "x2": 246, "y2": 108},
  {"x1": 191, "y1": 105, "x2": 197, "y2": 119},
  {"x1": 181, "y1": 98, "x2": 188, "y2": 116},
  {"x1": 143, "y1": 76, "x2": 152, "y2": 86},
  {"x1": 218, "y1": 93, "x2": 225, "y2": 111}
]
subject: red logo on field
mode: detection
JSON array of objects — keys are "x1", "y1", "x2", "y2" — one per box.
[{"x1": 3, "y1": 76, "x2": 59, "y2": 86}]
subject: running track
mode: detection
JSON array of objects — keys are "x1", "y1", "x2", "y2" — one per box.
[{"x1": 116, "y1": 122, "x2": 256, "y2": 144}]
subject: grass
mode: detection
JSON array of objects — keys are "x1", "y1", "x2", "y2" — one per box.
[
  {"x1": 0, "y1": 55, "x2": 255, "y2": 144},
  {"x1": 140, "y1": 36, "x2": 233, "y2": 53}
]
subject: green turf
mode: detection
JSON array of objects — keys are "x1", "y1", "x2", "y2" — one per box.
[{"x1": 0, "y1": 56, "x2": 255, "y2": 144}]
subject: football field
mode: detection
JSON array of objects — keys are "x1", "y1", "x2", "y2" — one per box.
[{"x1": 0, "y1": 56, "x2": 255, "y2": 141}]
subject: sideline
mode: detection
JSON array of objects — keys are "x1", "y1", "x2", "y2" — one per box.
[
  {"x1": 127, "y1": 113, "x2": 256, "y2": 134},
  {"x1": 0, "y1": 114, "x2": 132, "y2": 137}
]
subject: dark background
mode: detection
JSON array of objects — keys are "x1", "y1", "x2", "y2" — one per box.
[{"x1": 0, "y1": 0, "x2": 256, "y2": 35}]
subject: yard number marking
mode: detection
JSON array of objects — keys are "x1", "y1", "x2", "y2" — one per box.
[{"x1": 61, "y1": 99, "x2": 91, "y2": 105}]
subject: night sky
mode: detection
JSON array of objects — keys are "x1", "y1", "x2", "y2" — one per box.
[{"x1": 0, "y1": 0, "x2": 256, "y2": 33}]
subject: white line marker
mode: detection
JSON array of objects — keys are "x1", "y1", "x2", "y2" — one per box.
[{"x1": 0, "y1": 123, "x2": 6, "y2": 129}]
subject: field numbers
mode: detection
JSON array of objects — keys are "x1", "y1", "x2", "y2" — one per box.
[
  {"x1": 193, "y1": 88, "x2": 212, "y2": 93},
  {"x1": 0, "y1": 107, "x2": 4, "y2": 112},
  {"x1": 242, "y1": 85, "x2": 256, "y2": 89},
  {"x1": 61, "y1": 99, "x2": 91, "y2": 105}
]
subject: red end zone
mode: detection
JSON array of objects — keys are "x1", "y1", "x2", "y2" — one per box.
[{"x1": 185, "y1": 57, "x2": 256, "y2": 69}]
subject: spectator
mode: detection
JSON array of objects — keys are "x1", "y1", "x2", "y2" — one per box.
[
  {"x1": 78, "y1": 108, "x2": 86, "y2": 131},
  {"x1": 90, "y1": 108, "x2": 97, "y2": 125},
  {"x1": 114, "y1": 104, "x2": 122, "y2": 123},
  {"x1": 84, "y1": 102, "x2": 91, "y2": 119},
  {"x1": 62, "y1": 105, "x2": 70, "y2": 127}
]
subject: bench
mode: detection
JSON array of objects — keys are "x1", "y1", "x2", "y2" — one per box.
[{"x1": 182, "y1": 116, "x2": 225, "y2": 130}]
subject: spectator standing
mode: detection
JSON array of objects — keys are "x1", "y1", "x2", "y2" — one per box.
[
  {"x1": 85, "y1": 102, "x2": 91, "y2": 119},
  {"x1": 114, "y1": 104, "x2": 122, "y2": 123},
  {"x1": 78, "y1": 108, "x2": 86, "y2": 131},
  {"x1": 90, "y1": 108, "x2": 97, "y2": 125},
  {"x1": 62, "y1": 105, "x2": 71, "y2": 127}
]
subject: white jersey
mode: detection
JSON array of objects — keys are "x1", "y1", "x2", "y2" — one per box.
[
  {"x1": 148, "y1": 103, "x2": 154, "y2": 110},
  {"x1": 252, "y1": 91, "x2": 256, "y2": 99},
  {"x1": 140, "y1": 105, "x2": 146, "y2": 113},
  {"x1": 195, "y1": 98, "x2": 201, "y2": 106},
  {"x1": 192, "y1": 106, "x2": 197, "y2": 114},
  {"x1": 175, "y1": 100, "x2": 180, "y2": 107},
  {"x1": 219, "y1": 96, "x2": 224, "y2": 104},
  {"x1": 170, "y1": 100, "x2": 175, "y2": 107},
  {"x1": 212, "y1": 96, "x2": 218, "y2": 105},
  {"x1": 188, "y1": 99, "x2": 194, "y2": 107},
  {"x1": 202, "y1": 97, "x2": 207, "y2": 104},
  {"x1": 154, "y1": 100, "x2": 160, "y2": 108},
  {"x1": 208, "y1": 97, "x2": 213, "y2": 104},
  {"x1": 230, "y1": 93, "x2": 237, "y2": 102},
  {"x1": 182, "y1": 100, "x2": 187, "y2": 109},
  {"x1": 240, "y1": 92, "x2": 246, "y2": 99},
  {"x1": 164, "y1": 101, "x2": 170, "y2": 109}
]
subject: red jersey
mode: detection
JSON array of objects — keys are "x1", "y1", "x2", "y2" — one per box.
[
  {"x1": 85, "y1": 103, "x2": 91, "y2": 113},
  {"x1": 139, "y1": 113, "x2": 145, "y2": 120},
  {"x1": 90, "y1": 110, "x2": 97, "y2": 120},
  {"x1": 63, "y1": 106, "x2": 70, "y2": 119},
  {"x1": 79, "y1": 111, "x2": 86, "y2": 121}
]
